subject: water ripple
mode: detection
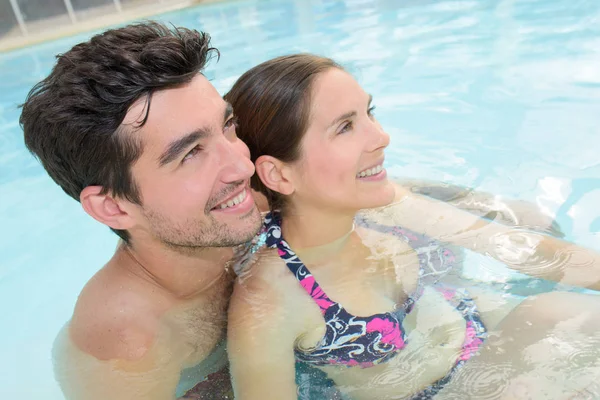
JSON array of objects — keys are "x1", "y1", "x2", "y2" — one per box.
[
  {"x1": 488, "y1": 229, "x2": 598, "y2": 286},
  {"x1": 442, "y1": 360, "x2": 516, "y2": 399}
]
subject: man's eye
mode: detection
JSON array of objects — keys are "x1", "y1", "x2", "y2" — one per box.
[
  {"x1": 224, "y1": 116, "x2": 239, "y2": 131},
  {"x1": 183, "y1": 145, "x2": 201, "y2": 163}
]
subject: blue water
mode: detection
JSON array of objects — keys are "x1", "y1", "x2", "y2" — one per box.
[{"x1": 1, "y1": 0, "x2": 600, "y2": 398}]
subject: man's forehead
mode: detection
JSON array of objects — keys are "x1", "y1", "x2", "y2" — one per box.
[
  {"x1": 122, "y1": 74, "x2": 222, "y2": 127},
  {"x1": 120, "y1": 76, "x2": 228, "y2": 168},
  {"x1": 123, "y1": 80, "x2": 226, "y2": 154}
]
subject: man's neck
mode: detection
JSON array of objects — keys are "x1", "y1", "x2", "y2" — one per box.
[{"x1": 116, "y1": 238, "x2": 233, "y2": 299}]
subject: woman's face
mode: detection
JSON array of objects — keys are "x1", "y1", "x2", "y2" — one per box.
[{"x1": 287, "y1": 68, "x2": 395, "y2": 213}]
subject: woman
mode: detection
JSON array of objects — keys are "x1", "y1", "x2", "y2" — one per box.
[{"x1": 225, "y1": 54, "x2": 600, "y2": 399}]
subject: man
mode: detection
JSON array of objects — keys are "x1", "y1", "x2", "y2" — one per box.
[
  {"x1": 21, "y1": 22, "x2": 261, "y2": 399},
  {"x1": 21, "y1": 22, "x2": 560, "y2": 400}
]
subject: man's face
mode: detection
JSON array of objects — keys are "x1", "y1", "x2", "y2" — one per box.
[{"x1": 124, "y1": 74, "x2": 262, "y2": 249}]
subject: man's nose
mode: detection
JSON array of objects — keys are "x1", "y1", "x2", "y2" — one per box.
[{"x1": 215, "y1": 139, "x2": 255, "y2": 183}]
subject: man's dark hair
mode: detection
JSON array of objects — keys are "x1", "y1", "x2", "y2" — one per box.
[{"x1": 20, "y1": 21, "x2": 218, "y2": 242}]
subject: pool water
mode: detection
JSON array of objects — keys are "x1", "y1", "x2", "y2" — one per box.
[{"x1": 1, "y1": 0, "x2": 600, "y2": 398}]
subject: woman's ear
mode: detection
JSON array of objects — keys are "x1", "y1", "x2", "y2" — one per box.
[
  {"x1": 255, "y1": 155, "x2": 295, "y2": 196},
  {"x1": 80, "y1": 186, "x2": 136, "y2": 230}
]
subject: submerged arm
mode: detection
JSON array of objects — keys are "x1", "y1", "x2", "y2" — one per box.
[
  {"x1": 378, "y1": 187, "x2": 600, "y2": 291},
  {"x1": 392, "y1": 178, "x2": 564, "y2": 237},
  {"x1": 52, "y1": 325, "x2": 184, "y2": 400}
]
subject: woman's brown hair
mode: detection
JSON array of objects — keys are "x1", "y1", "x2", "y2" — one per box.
[{"x1": 224, "y1": 54, "x2": 342, "y2": 211}]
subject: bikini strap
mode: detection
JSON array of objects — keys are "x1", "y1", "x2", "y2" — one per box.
[
  {"x1": 354, "y1": 213, "x2": 457, "y2": 286},
  {"x1": 264, "y1": 212, "x2": 336, "y2": 314}
]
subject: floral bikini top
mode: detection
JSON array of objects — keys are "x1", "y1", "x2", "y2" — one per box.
[
  {"x1": 263, "y1": 211, "x2": 487, "y2": 372},
  {"x1": 265, "y1": 211, "x2": 411, "y2": 367}
]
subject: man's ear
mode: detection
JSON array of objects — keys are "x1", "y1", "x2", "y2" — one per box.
[
  {"x1": 255, "y1": 155, "x2": 295, "y2": 196},
  {"x1": 80, "y1": 186, "x2": 136, "y2": 230}
]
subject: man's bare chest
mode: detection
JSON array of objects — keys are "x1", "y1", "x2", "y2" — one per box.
[{"x1": 163, "y1": 277, "x2": 233, "y2": 366}]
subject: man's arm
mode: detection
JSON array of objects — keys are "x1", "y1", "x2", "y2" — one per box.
[
  {"x1": 53, "y1": 276, "x2": 192, "y2": 400},
  {"x1": 53, "y1": 323, "x2": 184, "y2": 400}
]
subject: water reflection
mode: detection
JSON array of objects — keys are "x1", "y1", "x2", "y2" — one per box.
[{"x1": 1, "y1": 0, "x2": 600, "y2": 398}]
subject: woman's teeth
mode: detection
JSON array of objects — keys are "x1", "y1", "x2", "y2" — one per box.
[
  {"x1": 357, "y1": 165, "x2": 383, "y2": 178},
  {"x1": 219, "y1": 190, "x2": 247, "y2": 209}
]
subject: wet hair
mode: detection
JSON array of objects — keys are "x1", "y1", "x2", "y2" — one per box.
[
  {"x1": 20, "y1": 21, "x2": 218, "y2": 241},
  {"x1": 224, "y1": 54, "x2": 341, "y2": 212}
]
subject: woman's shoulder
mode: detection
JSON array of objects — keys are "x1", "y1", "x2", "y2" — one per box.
[
  {"x1": 236, "y1": 246, "x2": 289, "y2": 283},
  {"x1": 231, "y1": 212, "x2": 297, "y2": 283},
  {"x1": 231, "y1": 241, "x2": 302, "y2": 305},
  {"x1": 228, "y1": 246, "x2": 314, "y2": 339}
]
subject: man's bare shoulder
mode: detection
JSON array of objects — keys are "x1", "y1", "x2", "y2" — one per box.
[{"x1": 69, "y1": 264, "x2": 168, "y2": 362}]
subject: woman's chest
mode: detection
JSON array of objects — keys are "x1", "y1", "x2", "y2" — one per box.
[
  {"x1": 312, "y1": 289, "x2": 469, "y2": 398},
  {"x1": 292, "y1": 259, "x2": 420, "y2": 351}
]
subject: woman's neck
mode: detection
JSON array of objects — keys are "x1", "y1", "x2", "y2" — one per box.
[{"x1": 280, "y1": 204, "x2": 356, "y2": 251}]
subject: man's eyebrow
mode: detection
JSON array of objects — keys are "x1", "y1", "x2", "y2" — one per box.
[
  {"x1": 158, "y1": 129, "x2": 209, "y2": 167},
  {"x1": 328, "y1": 94, "x2": 373, "y2": 129}
]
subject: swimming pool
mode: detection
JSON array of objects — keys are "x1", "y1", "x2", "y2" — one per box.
[{"x1": 1, "y1": 0, "x2": 599, "y2": 398}]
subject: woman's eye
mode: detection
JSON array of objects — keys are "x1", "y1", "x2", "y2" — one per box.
[
  {"x1": 339, "y1": 121, "x2": 353, "y2": 134},
  {"x1": 368, "y1": 105, "x2": 376, "y2": 117},
  {"x1": 182, "y1": 145, "x2": 201, "y2": 163}
]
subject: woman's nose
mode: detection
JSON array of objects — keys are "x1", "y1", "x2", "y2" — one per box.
[{"x1": 367, "y1": 119, "x2": 390, "y2": 152}]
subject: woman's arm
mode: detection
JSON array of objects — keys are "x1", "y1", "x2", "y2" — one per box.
[
  {"x1": 228, "y1": 272, "x2": 300, "y2": 400},
  {"x1": 378, "y1": 187, "x2": 600, "y2": 291},
  {"x1": 391, "y1": 178, "x2": 564, "y2": 237}
]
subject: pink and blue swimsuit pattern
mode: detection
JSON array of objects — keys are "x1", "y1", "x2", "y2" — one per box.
[{"x1": 264, "y1": 211, "x2": 487, "y2": 399}]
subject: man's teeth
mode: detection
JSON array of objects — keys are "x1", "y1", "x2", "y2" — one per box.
[
  {"x1": 219, "y1": 190, "x2": 247, "y2": 209},
  {"x1": 357, "y1": 165, "x2": 383, "y2": 178}
]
